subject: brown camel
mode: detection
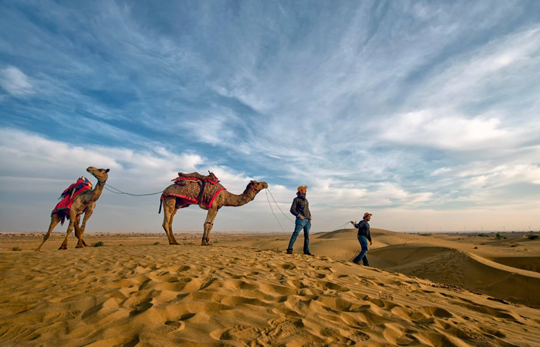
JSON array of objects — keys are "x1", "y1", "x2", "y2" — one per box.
[
  {"x1": 160, "y1": 179, "x2": 268, "y2": 245},
  {"x1": 35, "y1": 167, "x2": 109, "y2": 251}
]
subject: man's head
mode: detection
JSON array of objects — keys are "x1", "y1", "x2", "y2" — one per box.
[
  {"x1": 297, "y1": 186, "x2": 308, "y2": 195},
  {"x1": 363, "y1": 212, "x2": 372, "y2": 221}
]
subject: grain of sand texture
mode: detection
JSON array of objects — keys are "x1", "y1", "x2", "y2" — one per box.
[{"x1": 1, "y1": 230, "x2": 540, "y2": 346}]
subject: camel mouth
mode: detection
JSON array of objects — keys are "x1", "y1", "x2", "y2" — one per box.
[{"x1": 262, "y1": 182, "x2": 269, "y2": 189}]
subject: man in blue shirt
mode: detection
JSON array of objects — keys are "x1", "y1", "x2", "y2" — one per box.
[{"x1": 350, "y1": 212, "x2": 373, "y2": 265}]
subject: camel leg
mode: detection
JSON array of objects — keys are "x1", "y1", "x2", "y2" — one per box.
[
  {"x1": 35, "y1": 213, "x2": 62, "y2": 251},
  {"x1": 162, "y1": 198, "x2": 179, "y2": 245},
  {"x1": 77, "y1": 206, "x2": 94, "y2": 248},
  {"x1": 74, "y1": 215, "x2": 83, "y2": 248},
  {"x1": 168, "y1": 206, "x2": 183, "y2": 245},
  {"x1": 201, "y1": 207, "x2": 218, "y2": 246},
  {"x1": 59, "y1": 210, "x2": 77, "y2": 250}
]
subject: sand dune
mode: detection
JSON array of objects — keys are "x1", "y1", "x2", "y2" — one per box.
[
  {"x1": 1, "y1": 231, "x2": 540, "y2": 346},
  {"x1": 370, "y1": 245, "x2": 540, "y2": 307},
  {"x1": 291, "y1": 228, "x2": 540, "y2": 307}
]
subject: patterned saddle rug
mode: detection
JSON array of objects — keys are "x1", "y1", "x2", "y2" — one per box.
[
  {"x1": 161, "y1": 173, "x2": 226, "y2": 208},
  {"x1": 52, "y1": 176, "x2": 93, "y2": 224},
  {"x1": 173, "y1": 171, "x2": 219, "y2": 185}
]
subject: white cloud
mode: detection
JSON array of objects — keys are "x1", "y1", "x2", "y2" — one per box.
[
  {"x1": 0, "y1": 66, "x2": 33, "y2": 96},
  {"x1": 431, "y1": 167, "x2": 452, "y2": 176},
  {"x1": 461, "y1": 164, "x2": 540, "y2": 189},
  {"x1": 379, "y1": 109, "x2": 510, "y2": 150},
  {"x1": 0, "y1": 128, "x2": 276, "y2": 232}
]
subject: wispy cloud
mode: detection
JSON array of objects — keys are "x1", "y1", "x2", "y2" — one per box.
[
  {"x1": 1, "y1": 1, "x2": 540, "y2": 232},
  {"x1": 0, "y1": 66, "x2": 33, "y2": 96}
]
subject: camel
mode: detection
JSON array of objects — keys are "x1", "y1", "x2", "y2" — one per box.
[
  {"x1": 35, "y1": 167, "x2": 109, "y2": 251},
  {"x1": 160, "y1": 179, "x2": 268, "y2": 245}
]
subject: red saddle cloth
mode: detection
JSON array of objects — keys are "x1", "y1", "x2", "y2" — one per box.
[
  {"x1": 52, "y1": 177, "x2": 92, "y2": 221},
  {"x1": 162, "y1": 175, "x2": 226, "y2": 208}
]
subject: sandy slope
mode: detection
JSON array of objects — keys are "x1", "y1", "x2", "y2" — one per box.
[
  {"x1": 223, "y1": 228, "x2": 540, "y2": 307},
  {"x1": 1, "y1": 235, "x2": 540, "y2": 346}
]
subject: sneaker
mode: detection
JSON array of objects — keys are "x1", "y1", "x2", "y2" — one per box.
[
  {"x1": 304, "y1": 252, "x2": 315, "y2": 256},
  {"x1": 352, "y1": 260, "x2": 360, "y2": 265},
  {"x1": 286, "y1": 249, "x2": 293, "y2": 254}
]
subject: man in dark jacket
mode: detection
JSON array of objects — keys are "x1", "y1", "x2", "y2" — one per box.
[
  {"x1": 350, "y1": 212, "x2": 373, "y2": 265},
  {"x1": 287, "y1": 186, "x2": 314, "y2": 256}
]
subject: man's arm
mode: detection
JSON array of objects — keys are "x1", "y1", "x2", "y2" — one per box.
[
  {"x1": 351, "y1": 220, "x2": 362, "y2": 229},
  {"x1": 290, "y1": 198, "x2": 300, "y2": 217}
]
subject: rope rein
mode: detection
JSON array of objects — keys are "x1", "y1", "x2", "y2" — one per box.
[
  {"x1": 104, "y1": 184, "x2": 163, "y2": 196},
  {"x1": 265, "y1": 190, "x2": 287, "y2": 233},
  {"x1": 266, "y1": 189, "x2": 295, "y2": 223}
]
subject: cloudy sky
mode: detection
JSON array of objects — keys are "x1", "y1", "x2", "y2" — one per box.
[{"x1": 1, "y1": 0, "x2": 539, "y2": 233}]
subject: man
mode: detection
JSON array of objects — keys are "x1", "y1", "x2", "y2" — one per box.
[
  {"x1": 350, "y1": 212, "x2": 373, "y2": 266},
  {"x1": 287, "y1": 186, "x2": 314, "y2": 256}
]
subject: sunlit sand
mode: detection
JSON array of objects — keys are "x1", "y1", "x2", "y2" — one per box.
[{"x1": 1, "y1": 230, "x2": 539, "y2": 346}]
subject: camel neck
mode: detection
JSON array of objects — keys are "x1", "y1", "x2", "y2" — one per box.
[
  {"x1": 222, "y1": 188, "x2": 257, "y2": 207},
  {"x1": 90, "y1": 180, "x2": 106, "y2": 202}
]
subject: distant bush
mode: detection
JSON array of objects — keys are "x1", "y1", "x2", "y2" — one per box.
[
  {"x1": 153, "y1": 242, "x2": 160, "y2": 245},
  {"x1": 11, "y1": 246, "x2": 22, "y2": 251},
  {"x1": 478, "y1": 233, "x2": 488, "y2": 237},
  {"x1": 528, "y1": 235, "x2": 539, "y2": 240},
  {"x1": 92, "y1": 241, "x2": 104, "y2": 247}
]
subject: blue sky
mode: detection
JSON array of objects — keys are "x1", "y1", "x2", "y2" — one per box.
[{"x1": 1, "y1": 0, "x2": 540, "y2": 233}]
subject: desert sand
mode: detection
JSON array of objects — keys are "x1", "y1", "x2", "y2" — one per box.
[{"x1": 1, "y1": 229, "x2": 539, "y2": 346}]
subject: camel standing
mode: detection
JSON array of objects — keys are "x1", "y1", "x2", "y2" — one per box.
[
  {"x1": 35, "y1": 167, "x2": 109, "y2": 251},
  {"x1": 161, "y1": 180, "x2": 268, "y2": 245}
]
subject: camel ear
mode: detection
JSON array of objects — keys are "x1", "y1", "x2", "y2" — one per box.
[{"x1": 105, "y1": 169, "x2": 110, "y2": 173}]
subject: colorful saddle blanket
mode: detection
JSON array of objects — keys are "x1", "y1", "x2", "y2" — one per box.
[
  {"x1": 52, "y1": 176, "x2": 92, "y2": 220},
  {"x1": 161, "y1": 180, "x2": 226, "y2": 208},
  {"x1": 172, "y1": 171, "x2": 219, "y2": 185}
]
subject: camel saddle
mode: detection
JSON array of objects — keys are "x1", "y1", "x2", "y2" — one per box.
[
  {"x1": 173, "y1": 171, "x2": 219, "y2": 185},
  {"x1": 52, "y1": 176, "x2": 93, "y2": 224},
  {"x1": 162, "y1": 179, "x2": 226, "y2": 209}
]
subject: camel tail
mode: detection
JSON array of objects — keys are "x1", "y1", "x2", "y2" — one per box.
[{"x1": 159, "y1": 198, "x2": 163, "y2": 214}]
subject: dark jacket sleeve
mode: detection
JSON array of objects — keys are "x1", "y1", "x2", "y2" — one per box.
[{"x1": 290, "y1": 198, "x2": 299, "y2": 216}]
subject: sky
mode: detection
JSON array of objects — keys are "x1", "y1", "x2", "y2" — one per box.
[{"x1": 1, "y1": 0, "x2": 540, "y2": 233}]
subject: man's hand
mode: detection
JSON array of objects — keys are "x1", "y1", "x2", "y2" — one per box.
[
  {"x1": 299, "y1": 215, "x2": 305, "y2": 220},
  {"x1": 370, "y1": 241, "x2": 373, "y2": 246},
  {"x1": 350, "y1": 221, "x2": 355, "y2": 224},
  {"x1": 309, "y1": 217, "x2": 312, "y2": 220}
]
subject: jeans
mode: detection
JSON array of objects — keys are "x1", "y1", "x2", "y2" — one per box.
[
  {"x1": 353, "y1": 235, "x2": 369, "y2": 266},
  {"x1": 287, "y1": 218, "x2": 311, "y2": 253}
]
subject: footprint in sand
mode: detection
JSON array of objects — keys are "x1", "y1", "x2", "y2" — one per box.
[
  {"x1": 219, "y1": 324, "x2": 261, "y2": 341},
  {"x1": 152, "y1": 320, "x2": 185, "y2": 334}
]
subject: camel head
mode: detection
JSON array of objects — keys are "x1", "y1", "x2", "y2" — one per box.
[
  {"x1": 86, "y1": 166, "x2": 110, "y2": 183},
  {"x1": 247, "y1": 180, "x2": 268, "y2": 194}
]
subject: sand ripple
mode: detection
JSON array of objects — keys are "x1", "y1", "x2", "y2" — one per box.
[{"x1": 1, "y1": 245, "x2": 539, "y2": 346}]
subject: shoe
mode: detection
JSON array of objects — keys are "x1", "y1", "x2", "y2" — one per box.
[
  {"x1": 304, "y1": 252, "x2": 314, "y2": 256},
  {"x1": 352, "y1": 260, "x2": 360, "y2": 265},
  {"x1": 286, "y1": 249, "x2": 293, "y2": 254}
]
